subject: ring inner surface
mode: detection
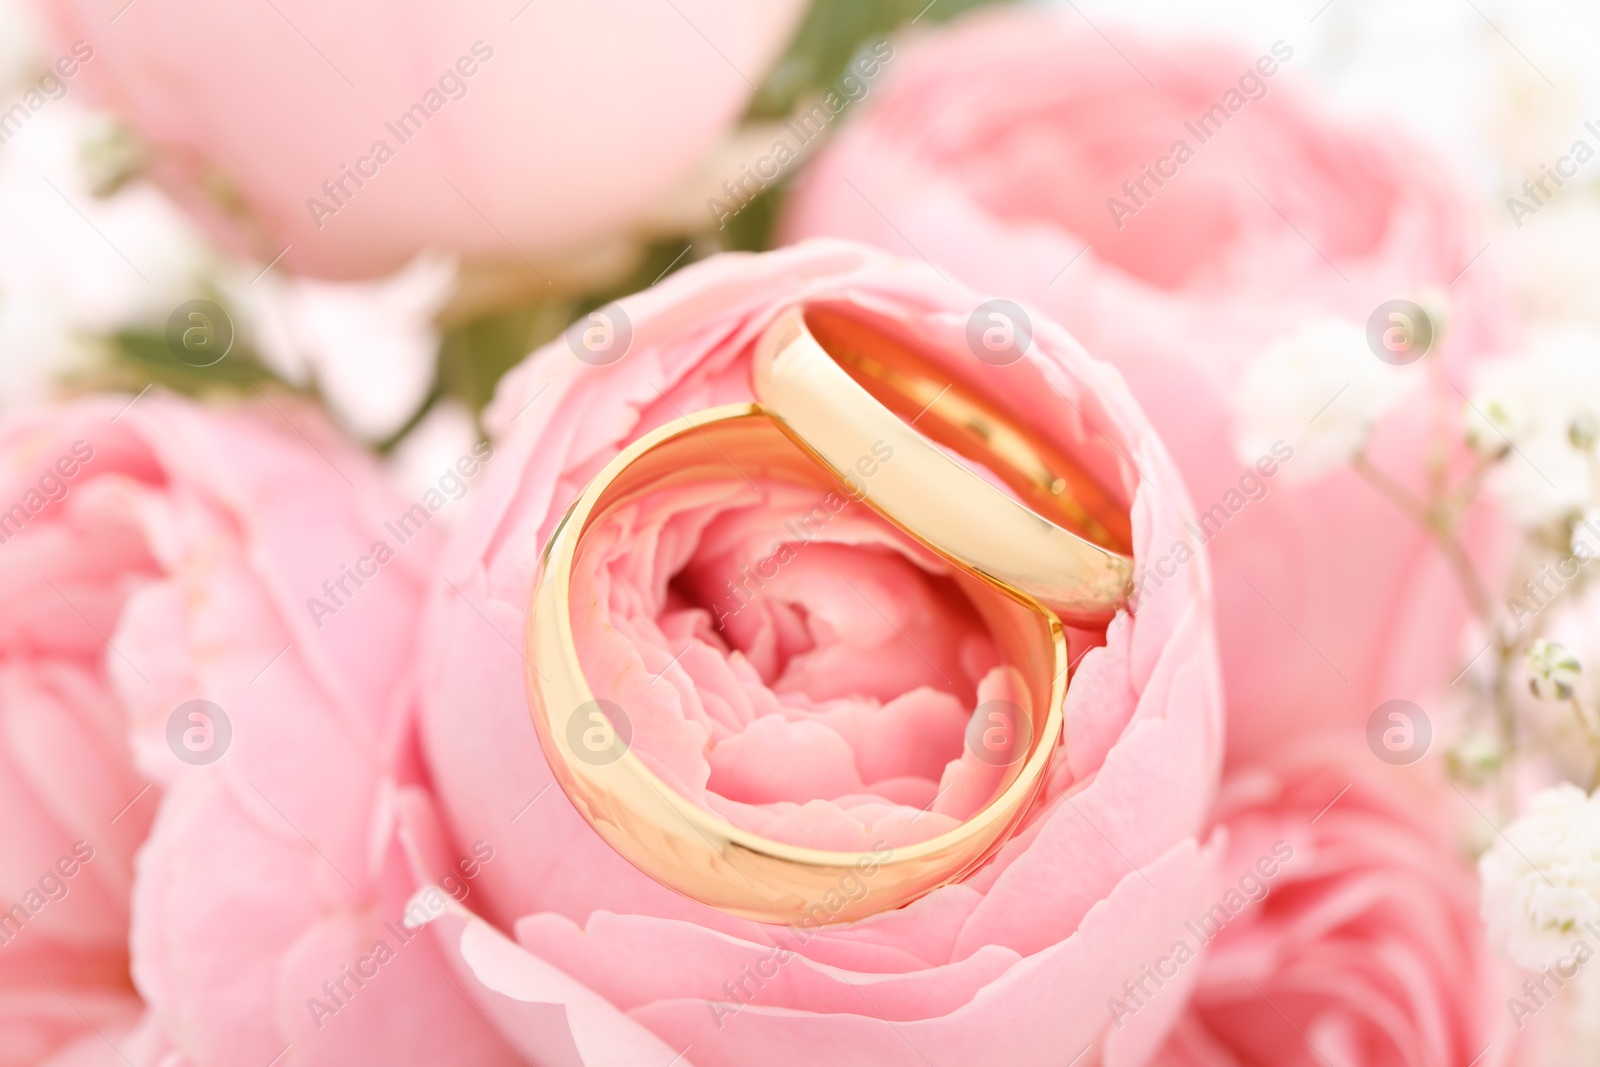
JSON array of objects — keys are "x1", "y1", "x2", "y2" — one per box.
[
  {"x1": 803, "y1": 304, "x2": 1133, "y2": 555},
  {"x1": 568, "y1": 410, "x2": 1061, "y2": 846}
]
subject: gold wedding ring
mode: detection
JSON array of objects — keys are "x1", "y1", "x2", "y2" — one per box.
[
  {"x1": 527, "y1": 404, "x2": 1066, "y2": 925},
  {"x1": 753, "y1": 305, "x2": 1134, "y2": 626}
]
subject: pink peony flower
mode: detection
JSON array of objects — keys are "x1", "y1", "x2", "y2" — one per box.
[
  {"x1": 0, "y1": 394, "x2": 516, "y2": 1065},
  {"x1": 1151, "y1": 742, "x2": 1513, "y2": 1067},
  {"x1": 415, "y1": 239, "x2": 1226, "y2": 1066},
  {"x1": 34, "y1": 0, "x2": 807, "y2": 278},
  {"x1": 0, "y1": 429, "x2": 147, "y2": 1064},
  {"x1": 781, "y1": 8, "x2": 1509, "y2": 763}
]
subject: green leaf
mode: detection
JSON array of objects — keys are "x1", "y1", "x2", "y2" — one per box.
[
  {"x1": 747, "y1": 0, "x2": 1010, "y2": 120},
  {"x1": 100, "y1": 328, "x2": 282, "y2": 394}
]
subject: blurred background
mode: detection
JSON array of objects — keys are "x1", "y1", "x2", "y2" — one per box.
[{"x1": 2, "y1": 0, "x2": 1595, "y2": 503}]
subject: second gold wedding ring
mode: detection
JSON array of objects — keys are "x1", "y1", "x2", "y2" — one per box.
[{"x1": 753, "y1": 305, "x2": 1134, "y2": 626}]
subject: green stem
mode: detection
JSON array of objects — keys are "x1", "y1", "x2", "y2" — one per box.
[
  {"x1": 1351, "y1": 452, "x2": 1516, "y2": 751},
  {"x1": 1567, "y1": 698, "x2": 1600, "y2": 791}
]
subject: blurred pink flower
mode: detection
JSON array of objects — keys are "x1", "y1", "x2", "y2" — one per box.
[
  {"x1": 1151, "y1": 742, "x2": 1514, "y2": 1067},
  {"x1": 35, "y1": 0, "x2": 807, "y2": 278},
  {"x1": 0, "y1": 424, "x2": 146, "y2": 1064},
  {"x1": 782, "y1": 8, "x2": 1510, "y2": 763},
  {"x1": 0, "y1": 394, "x2": 516, "y2": 1065},
  {"x1": 414, "y1": 239, "x2": 1225, "y2": 1066}
]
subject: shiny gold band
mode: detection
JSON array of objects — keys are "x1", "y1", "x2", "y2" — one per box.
[
  {"x1": 527, "y1": 404, "x2": 1066, "y2": 925},
  {"x1": 753, "y1": 305, "x2": 1134, "y2": 627}
]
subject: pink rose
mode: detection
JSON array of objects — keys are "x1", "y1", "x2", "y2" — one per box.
[
  {"x1": 35, "y1": 1, "x2": 806, "y2": 278},
  {"x1": 1151, "y1": 742, "x2": 1513, "y2": 1067},
  {"x1": 0, "y1": 394, "x2": 515, "y2": 1065},
  {"x1": 782, "y1": 9, "x2": 1508, "y2": 763},
  {"x1": 415, "y1": 239, "x2": 1225, "y2": 1065},
  {"x1": 0, "y1": 427, "x2": 147, "y2": 1063}
]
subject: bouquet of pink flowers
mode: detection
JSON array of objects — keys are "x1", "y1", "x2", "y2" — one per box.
[{"x1": 2, "y1": 1, "x2": 1595, "y2": 1065}]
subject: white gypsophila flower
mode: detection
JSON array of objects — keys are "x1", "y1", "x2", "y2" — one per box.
[
  {"x1": 1528, "y1": 638, "x2": 1584, "y2": 702},
  {"x1": 1467, "y1": 328, "x2": 1600, "y2": 527},
  {"x1": 0, "y1": 292, "x2": 95, "y2": 408},
  {"x1": 1510, "y1": 582, "x2": 1600, "y2": 785},
  {"x1": 1480, "y1": 782, "x2": 1600, "y2": 970},
  {"x1": 223, "y1": 252, "x2": 455, "y2": 442},
  {"x1": 386, "y1": 399, "x2": 481, "y2": 525},
  {"x1": 1234, "y1": 317, "x2": 1419, "y2": 482},
  {"x1": 1464, "y1": 386, "x2": 1527, "y2": 460},
  {"x1": 0, "y1": 103, "x2": 212, "y2": 407},
  {"x1": 1446, "y1": 730, "x2": 1503, "y2": 788},
  {"x1": 1574, "y1": 508, "x2": 1600, "y2": 558}
]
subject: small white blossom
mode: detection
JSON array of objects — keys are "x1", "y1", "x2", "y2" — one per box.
[
  {"x1": 223, "y1": 253, "x2": 455, "y2": 442},
  {"x1": 0, "y1": 103, "x2": 211, "y2": 407},
  {"x1": 1574, "y1": 508, "x2": 1600, "y2": 558},
  {"x1": 1446, "y1": 730, "x2": 1503, "y2": 787},
  {"x1": 1464, "y1": 389, "x2": 1526, "y2": 460},
  {"x1": 1480, "y1": 782, "x2": 1600, "y2": 969},
  {"x1": 1528, "y1": 639, "x2": 1583, "y2": 702},
  {"x1": 1468, "y1": 328, "x2": 1600, "y2": 527},
  {"x1": 1515, "y1": 586, "x2": 1600, "y2": 781},
  {"x1": 1571, "y1": 410, "x2": 1600, "y2": 451},
  {"x1": 78, "y1": 114, "x2": 145, "y2": 198},
  {"x1": 0, "y1": 0, "x2": 209, "y2": 409},
  {"x1": 1234, "y1": 317, "x2": 1419, "y2": 482}
]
